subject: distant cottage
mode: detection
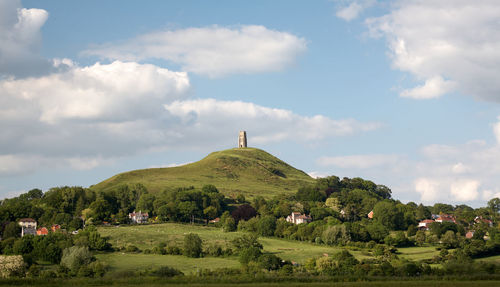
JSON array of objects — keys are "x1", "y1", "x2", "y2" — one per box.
[
  {"x1": 286, "y1": 212, "x2": 312, "y2": 225},
  {"x1": 129, "y1": 210, "x2": 149, "y2": 224},
  {"x1": 18, "y1": 218, "x2": 37, "y2": 237}
]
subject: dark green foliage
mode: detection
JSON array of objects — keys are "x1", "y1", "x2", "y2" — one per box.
[
  {"x1": 183, "y1": 233, "x2": 202, "y2": 258},
  {"x1": 257, "y1": 216, "x2": 276, "y2": 236},
  {"x1": 60, "y1": 246, "x2": 93, "y2": 272},
  {"x1": 148, "y1": 266, "x2": 184, "y2": 277},
  {"x1": 3, "y1": 222, "x2": 21, "y2": 239},
  {"x1": 258, "y1": 253, "x2": 282, "y2": 270},
  {"x1": 231, "y1": 234, "x2": 263, "y2": 252},
  {"x1": 238, "y1": 246, "x2": 262, "y2": 265},
  {"x1": 373, "y1": 201, "x2": 404, "y2": 230}
]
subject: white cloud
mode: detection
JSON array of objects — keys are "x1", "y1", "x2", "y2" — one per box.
[
  {"x1": 0, "y1": 0, "x2": 52, "y2": 78},
  {"x1": 307, "y1": 171, "x2": 330, "y2": 179},
  {"x1": 335, "y1": 1, "x2": 374, "y2": 21},
  {"x1": 316, "y1": 117, "x2": 500, "y2": 205},
  {"x1": 317, "y1": 154, "x2": 401, "y2": 169},
  {"x1": 482, "y1": 190, "x2": 500, "y2": 201},
  {"x1": 450, "y1": 180, "x2": 480, "y2": 201},
  {"x1": 493, "y1": 116, "x2": 500, "y2": 144},
  {"x1": 367, "y1": 0, "x2": 500, "y2": 102},
  {"x1": 414, "y1": 178, "x2": 439, "y2": 202},
  {"x1": 163, "y1": 99, "x2": 381, "y2": 145},
  {"x1": 400, "y1": 76, "x2": 456, "y2": 99},
  {"x1": 0, "y1": 60, "x2": 189, "y2": 123},
  {"x1": 0, "y1": 63, "x2": 378, "y2": 176},
  {"x1": 83, "y1": 25, "x2": 307, "y2": 77}
]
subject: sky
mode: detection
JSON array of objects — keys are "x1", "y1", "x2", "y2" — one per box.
[{"x1": 1, "y1": 0, "x2": 500, "y2": 207}]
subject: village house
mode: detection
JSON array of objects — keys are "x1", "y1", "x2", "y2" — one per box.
[
  {"x1": 36, "y1": 227, "x2": 49, "y2": 236},
  {"x1": 18, "y1": 218, "x2": 37, "y2": 237},
  {"x1": 418, "y1": 219, "x2": 434, "y2": 230},
  {"x1": 435, "y1": 214, "x2": 456, "y2": 224},
  {"x1": 286, "y1": 212, "x2": 312, "y2": 225},
  {"x1": 129, "y1": 210, "x2": 149, "y2": 224},
  {"x1": 209, "y1": 217, "x2": 220, "y2": 224},
  {"x1": 367, "y1": 210, "x2": 374, "y2": 219},
  {"x1": 51, "y1": 224, "x2": 61, "y2": 232},
  {"x1": 474, "y1": 216, "x2": 493, "y2": 227}
]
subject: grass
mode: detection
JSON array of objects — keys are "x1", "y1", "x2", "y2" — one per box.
[
  {"x1": 97, "y1": 222, "x2": 450, "y2": 276},
  {"x1": 94, "y1": 253, "x2": 240, "y2": 275},
  {"x1": 396, "y1": 246, "x2": 440, "y2": 261},
  {"x1": 476, "y1": 254, "x2": 500, "y2": 263},
  {"x1": 91, "y1": 148, "x2": 316, "y2": 199}
]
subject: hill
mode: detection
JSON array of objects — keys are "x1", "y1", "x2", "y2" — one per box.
[{"x1": 91, "y1": 148, "x2": 315, "y2": 198}]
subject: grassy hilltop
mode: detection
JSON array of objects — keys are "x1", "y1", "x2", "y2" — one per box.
[{"x1": 91, "y1": 148, "x2": 315, "y2": 198}]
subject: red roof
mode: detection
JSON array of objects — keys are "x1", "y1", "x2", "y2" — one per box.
[
  {"x1": 420, "y1": 219, "x2": 434, "y2": 223},
  {"x1": 37, "y1": 227, "x2": 49, "y2": 235}
]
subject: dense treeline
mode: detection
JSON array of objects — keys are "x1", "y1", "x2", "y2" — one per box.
[{"x1": 0, "y1": 175, "x2": 499, "y2": 280}]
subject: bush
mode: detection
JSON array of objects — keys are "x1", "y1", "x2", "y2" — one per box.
[
  {"x1": 183, "y1": 233, "x2": 202, "y2": 258},
  {"x1": 0, "y1": 255, "x2": 25, "y2": 278},
  {"x1": 149, "y1": 266, "x2": 183, "y2": 277},
  {"x1": 60, "y1": 246, "x2": 93, "y2": 273},
  {"x1": 126, "y1": 245, "x2": 140, "y2": 253},
  {"x1": 239, "y1": 246, "x2": 262, "y2": 265}
]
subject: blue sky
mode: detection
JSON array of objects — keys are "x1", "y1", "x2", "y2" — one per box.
[{"x1": 1, "y1": 0, "x2": 500, "y2": 207}]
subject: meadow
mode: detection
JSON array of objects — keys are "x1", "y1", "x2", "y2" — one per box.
[{"x1": 96, "y1": 223, "x2": 449, "y2": 275}]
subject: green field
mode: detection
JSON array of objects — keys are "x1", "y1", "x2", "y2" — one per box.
[
  {"x1": 97, "y1": 223, "x2": 449, "y2": 275},
  {"x1": 91, "y1": 148, "x2": 316, "y2": 198}
]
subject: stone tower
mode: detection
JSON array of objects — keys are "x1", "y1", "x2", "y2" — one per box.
[{"x1": 238, "y1": 131, "x2": 247, "y2": 148}]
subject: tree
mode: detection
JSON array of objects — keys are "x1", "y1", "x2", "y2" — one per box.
[
  {"x1": 3, "y1": 222, "x2": 21, "y2": 239},
  {"x1": 60, "y1": 246, "x2": 93, "y2": 273},
  {"x1": 231, "y1": 234, "x2": 263, "y2": 252},
  {"x1": 136, "y1": 193, "x2": 156, "y2": 214},
  {"x1": 373, "y1": 201, "x2": 404, "y2": 230},
  {"x1": 231, "y1": 204, "x2": 257, "y2": 223},
  {"x1": 238, "y1": 246, "x2": 261, "y2": 265},
  {"x1": 257, "y1": 216, "x2": 276, "y2": 237},
  {"x1": 441, "y1": 230, "x2": 458, "y2": 249},
  {"x1": 183, "y1": 233, "x2": 202, "y2": 258},
  {"x1": 322, "y1": 225, "x2": 350, "y2": 245},
  {"x1": 488, "y1": 198, "x2": 500, "y2": 214}
]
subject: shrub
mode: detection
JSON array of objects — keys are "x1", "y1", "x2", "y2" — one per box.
[
  {"x1": 149, "y1": 266, "x2": 183, "y2": 277},
  {"x1": 60, "y1": 246, "x2": 93, "y2": 273},
  {"x1": 183, "y1": 233, "x2": 202, "y2": 258},
  {"x1": 239, "y1": 246, "x2": 262, "y2": 265},
  {"x1": 0, "y1": 255, "x2": 25, "y2": 278},
  {"x1": 126, "y1": 245, "x2": 140, "y2": 253}
]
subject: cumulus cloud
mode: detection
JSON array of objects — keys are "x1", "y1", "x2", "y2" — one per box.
[
  {"x1": 400, "y1": 76, "x2": 456, "y2": 99},
  {"x1": 163, "y1": 99, "x2": 381, "y2": 145},
  {"x1": 0, "y1": 62, "x2": 378, "y2": 176},
  {"x1": 0, "y1": 0, "x2": 52, "y2": 78},
  {"x1": 450, "y1": 180, "x2": 480, "y2": 202},
  {"x1": 414, "y1": 178, "x2": 439, "y2": 202},
  {"x1": 317, "y1": 154, "x2": 401, "y2": 169},
  {"x1": 315, "y1": 117, "x2": 500, "y2": 205},
  {"x1": 83, "y1": 25, "x2": 307, "y2": 77},
  {"x1": 367, "y1": 0, "x2": 500, "y2": 102},
  {"x1": 335, "y1": 0, "x2": 375, "y2": 21}
]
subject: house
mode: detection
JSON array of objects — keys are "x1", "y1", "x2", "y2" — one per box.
[
  {"x1": 129, "y1": 210, "x2": 149, "y2": 224},
  {"x1": 209, "y1": 217, "x2": 220, "y2": 224},
  {"x1": 18, "y1": 218, "x2": 37, "y2": 237},
  {"x1": 418, "y1": 219, "x2": 434, "y2": 230},
  {"x1": 286, "y1": 212, "x2": 312, "y2": 225},
  {"x1": 367, "y1": 210, "x2": 374, "y2": 219},
  {"x1": 435, "y1": 214, "x2": 456, "y2": 224},
  {"x1": 51, "y1": 224, "x2": 61, "y2": 232},
  {"x1": 474, "y1": 216, "x2": 493, "y2": 227},
  {"x1": 36, "y1": 227, "x2": 49, "y2": 236}
]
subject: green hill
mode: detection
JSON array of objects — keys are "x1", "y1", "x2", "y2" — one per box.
[{"x1": 91, "y1": 148, "x2": 315, "y2": 198}]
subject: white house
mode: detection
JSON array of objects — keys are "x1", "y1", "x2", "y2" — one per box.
[
  {"x1": 18, "y1": 218, "x2": 37, "y2": 237},
  {"x1": 286, "y1": 212, "x2": 312, "y2": 225},
  {"x1": 129, "y1": 210, "x2": 149, "y2": 224}
]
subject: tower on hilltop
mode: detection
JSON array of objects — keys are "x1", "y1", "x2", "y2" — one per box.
[{"x1": 238, "y1": 131, "x2": 247, "y2": 148}]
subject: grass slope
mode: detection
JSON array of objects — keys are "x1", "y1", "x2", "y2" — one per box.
[
  {"x1": 92, "y1": 148, "x2": 315, "y2": 198},
  {"x1": 97, "y1": 223, "x2": 442, "y2": 275}
]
